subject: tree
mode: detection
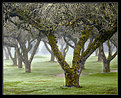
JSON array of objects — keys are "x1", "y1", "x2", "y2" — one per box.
[
  {"x1": 101, "y1": 40, "x2": 117, "y2": 72},
  {"x1": 3, "y1": 16, "x2": 42, "y2": 72},
  {"x1": 3, "y1": 3, "x2": 118, "y2": 87},
  {"x1": 3, "y1": 34, "x2": 18, "y2": 66}
]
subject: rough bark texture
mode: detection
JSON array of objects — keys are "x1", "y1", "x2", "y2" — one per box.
[
  {"x1": 47, "y1": 27, "x2": 90, "y2": 87},
  {"x1": 103, "y1": 60, "x2": 110, "y2": 72},
  {"x1": 72, "y1": 25, "x2": 90, "y2": 75},
  {"x1": 65, "y1": 68, "x2": 80, "y2": 88},
  {"x1": 47, "y1": 23, "x2": 117, "y2": 87},
  {"x1": 47, "y1": 32, "x2": 70, "y2": 73}
]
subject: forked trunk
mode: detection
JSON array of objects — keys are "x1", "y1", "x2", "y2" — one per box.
[
  {"x1": 103, "y1": 61, "x2": 110, "y2": 72},
  {"x1": 65, "y1": 69, "x2": 81, "y2": 88}
]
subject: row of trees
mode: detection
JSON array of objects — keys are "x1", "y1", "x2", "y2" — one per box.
[{"x1": 3, "y1": 3, "x2": 118, "y2": 88}]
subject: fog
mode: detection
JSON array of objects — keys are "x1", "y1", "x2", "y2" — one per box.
[{"x1": 3, "y1": 40, "x2": 116, "y2": 59}]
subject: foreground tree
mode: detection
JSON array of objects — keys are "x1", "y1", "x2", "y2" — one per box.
[{"x1": 3, "y1": 3, "x2": 118, "y2": 87}]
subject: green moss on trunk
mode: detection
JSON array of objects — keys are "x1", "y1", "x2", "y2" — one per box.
[
  {"x1": 65, "y1": 68, "x2": 81, "y2": 88},
  {"x1": 47, "y1": 32, "x2": 70, "y2": 73}
]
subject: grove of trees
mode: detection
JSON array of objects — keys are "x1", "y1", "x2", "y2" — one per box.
[{"x1": 3, "y1": 2, "x2": 118, "y2": 88}]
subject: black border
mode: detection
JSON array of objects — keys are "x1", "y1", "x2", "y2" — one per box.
[{"x1": 1, "y1": 0, "x2": 120, "y2": 96}]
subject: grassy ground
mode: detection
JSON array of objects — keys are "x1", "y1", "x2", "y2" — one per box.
[{"x1": 3, "y1": 55, "x2": 118, "y2": 95}]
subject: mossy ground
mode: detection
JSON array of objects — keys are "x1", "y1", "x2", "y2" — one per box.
[{"x1": 3, "y1": 55, "x2": 118, "y2": 95}]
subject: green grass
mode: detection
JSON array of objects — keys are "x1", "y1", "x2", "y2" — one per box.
[{"x1": 3, "y1": 55, "x2": 118, "y2": 95}]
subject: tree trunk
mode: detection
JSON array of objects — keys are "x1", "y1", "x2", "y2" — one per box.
[
  {"x1": 18, "y1": 57, "x2": 22, "y2": 68},
  {"x1": 50, "y1": 53, "x2": 55, "y2": 62},
  {"x1": 98, "y1": 46, "x2": 102, "y2": 61},
  {"x1": 95, "y1": 49, "x2": 98, "y2": 56},
  {"x1": 13, "y1": 48, "x2": 17, "y2": 65},
  {"x1": 13, "y1": 58, "x2": 17, "y2": 66},
  {"x1": 103, "y1": 61, "x2": 110, "y2": 72},
  {"x1": 16, "y1": 47, "x2": 23, "y2": 68},
  {"x1": 65, "y1": 68, "x2": 81, "y2": 88},
  {"x1": 25, "y1": 61, "x2": 31, "y2": 73},
  {"x1": 4, "y1": 47, "x2": 9, "y2": 60}
]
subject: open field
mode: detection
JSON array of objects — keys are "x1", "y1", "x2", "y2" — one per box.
[{"x1": 3, "y1": 55, "x2": 118, "y2": 95}]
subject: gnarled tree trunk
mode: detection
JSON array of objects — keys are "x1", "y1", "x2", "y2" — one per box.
[{"x1": 65, "y1": 68, "x2": 80, "y2": 88}]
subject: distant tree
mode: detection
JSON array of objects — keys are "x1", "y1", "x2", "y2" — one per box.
[
  {"x1": 3, "y1": 16, "x2": 42, "y2": 72},
  {"x1": 43, "y1": 40, "x2": 55, "y2": 62},
  {"x1": 101, "y1": 40, "x2": 117, "y2": 72},
  {"x1": 3, "y1": 46, "x2": 10, "y2": 60},
  {"x1": 58, "y1": 37, "x2": 69, "y2": 60}
]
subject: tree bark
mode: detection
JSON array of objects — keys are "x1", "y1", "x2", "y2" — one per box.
[
  {"x1": 65, "y1": 68, "x2": 80, "y2": 88},
  {"x1": 47, "y1": 23, "x2": 117, "y2": 87},
  {"x1": 98, "y1": 46, "x2": 102, "y2": 62},
  {"x1": 103, "y1": 61, "x2": 110, "y2": 72},
  {"x1": 47, "y1": 32, "x2": 70, "y2": 73},
  {"x1": 50, "y1": 53, "x2": 55, "y2": 62},
  {"x1": 25, "y1": 61, "x2": 31, "y2": 73},
  {"x1": 16, "y1": 47, "x2": 23, "y2": 68}
]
